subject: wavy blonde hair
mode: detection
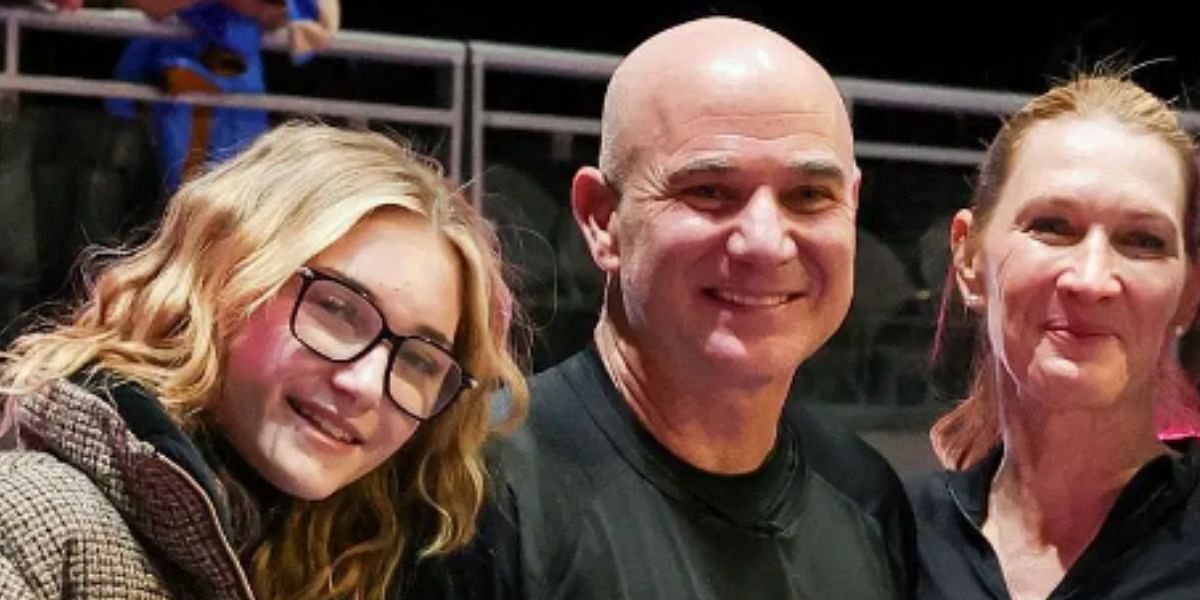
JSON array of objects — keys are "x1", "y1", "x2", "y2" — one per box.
[
  {"x1": 930, "y1": 73, "x2": 1200, "y2": 469},
  {"x1": 0, "y1": 122, "x2": 528, "y2": 599}
]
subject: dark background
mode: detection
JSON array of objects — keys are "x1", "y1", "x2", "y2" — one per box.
[{"x1": 341, "y1": 2, "x2": 1200, "y2": 97}]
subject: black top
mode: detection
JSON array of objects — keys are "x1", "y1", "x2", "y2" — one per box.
[
  {"x1": 414, "y1": 345, "x2": 916, "y2": 599},
  {"x1": 907, "y1": 440, "x2": 1200, "y2": 599}
]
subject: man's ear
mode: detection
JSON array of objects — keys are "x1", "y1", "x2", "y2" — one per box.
[
  {"x1": 847, "y1": 164, "x2": 862, "y2": 214},
  {"x1": 571, "y1": 167, "x2": 621, "y2": 274},
  {"x1": 950, "y1": 209, "x2": 984, "y2": 312}
]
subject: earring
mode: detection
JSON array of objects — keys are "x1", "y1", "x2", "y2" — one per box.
[
  {"x1": 1176, "y1": 324, "x2": 1188, "y2": 338},
  {"x1": 964, "y1": 293, "x2": 983, "y2": 309}
]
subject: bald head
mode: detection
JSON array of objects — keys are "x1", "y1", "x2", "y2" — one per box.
[{"x1": 598, "y1": 17, "x2": 854, "y2": 184}]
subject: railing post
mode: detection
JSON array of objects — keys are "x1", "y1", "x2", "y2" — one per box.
[
  {"x1": 470, "y1": 52, "x2": 485, "y2": 210},
  {"x1": 448, "y1": 51, "x2": 465, "y2": 185},
  {"x1": 4, "y1": 12, "x2": 17, "y2": 77},
  {"x1": 1, "y1": 12, "x2": 20, "y2": 119}
]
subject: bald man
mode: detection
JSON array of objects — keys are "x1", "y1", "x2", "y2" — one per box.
[{"x1": 421, "y1": 16, "x2": 916, "y2": 600}]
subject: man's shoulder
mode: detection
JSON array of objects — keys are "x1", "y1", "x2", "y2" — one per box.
[
  {"x1": 488, "y1": 351, "x2": 616, "y2": 483},
  {"x1": 784, "y1": 404, "x2": 909, "y2": 515},
  {"x1": 901, "y1": 468, "x2": 951, "y2": 519},
  {"x1": 785, "y1": 406, "x2": 919, "y2": 596},
  {"x1": 0, "y1": 450, "x2": 163, "y2": 588},
  {"x1": 786, "y1": 405, "x2": 896, "y2": 478}
]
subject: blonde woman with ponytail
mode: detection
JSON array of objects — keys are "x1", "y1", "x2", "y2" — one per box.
[
  {"x1": 910, "y1": 73, "x2": 1200, "y2": 599},
  {"x1": 0, "y1": 122, "x2": 527, "y2": 599}
]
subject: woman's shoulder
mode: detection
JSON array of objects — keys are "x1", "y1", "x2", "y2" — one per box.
[
  {"x1": 0, "y1": 449, "x2": 174, "y2": 596},
  {"x1": 0, "y1": 449, "x2": 134, "y2": 541}
]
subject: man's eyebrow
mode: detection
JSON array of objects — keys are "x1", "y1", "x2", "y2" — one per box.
[
  {"x1": 665, "y1": 157, "x2": 848, "y2": 184},
  {"x1": 664, "y1": 157, "x2": 737, "y2": 184},
  {"x1": 786, "y1": 158, "x2": 847, "y2": 184}
]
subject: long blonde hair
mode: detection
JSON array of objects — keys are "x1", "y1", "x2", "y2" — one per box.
[
  {"x1": 930, "y1": 73, "x2": 1200, "y2": 469},
  {"x1": 1, "y1": 122, "x2": 528, "y2": 599}
]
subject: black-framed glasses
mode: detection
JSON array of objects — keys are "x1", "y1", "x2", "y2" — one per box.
[{"x1": 289, "y1": 267, "x2": 476, "y2": 421}]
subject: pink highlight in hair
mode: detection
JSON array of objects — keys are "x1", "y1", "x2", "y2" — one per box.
[{"x1": 1156, "y1": 357, "x2": 1200, "y2": 440}]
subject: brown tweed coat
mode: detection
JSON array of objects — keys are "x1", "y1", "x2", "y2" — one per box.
[{"x1": 0, "y1": 380, "x2": 255, "y2": 599}]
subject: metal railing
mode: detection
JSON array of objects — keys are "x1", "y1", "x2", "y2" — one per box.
[
  {"x1": 468, "y1": 41, "x2": 619, "y2": 203},
  {"x1": 6, "y1": 6, "x2": 1200, "y2": 197},
  {"x1": 11, "y1": 7, "x2": 1199, "y2": 189},
  {"x1": 466, "y1": 42, "x2": 1022, "y2": 183},
  {"x1": 0, "y1": 5, "x2": 468, "y2": 181},
  {"x1": 468, "y1": 42, "x2": 1200, "y2": 172}
]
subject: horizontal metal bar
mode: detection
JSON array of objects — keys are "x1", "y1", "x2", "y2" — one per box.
[
  {"x1": 839, "y1": 77, "x2": 1031, "y2": 115},
  {"x1": 856, "y1": 141, "x2": 985, "y2": 166},
  {"x1": 0, "y1": 6, "x2": 465, "y2": 66},
  {"x1": 0, "y1": 73, "x2": 457, "y2": 126},
  {"x1": 2, "y1": 6, "x2": 190, "y2": 40},
  {"x1": 470, "y1": 40, "x2": 619, "y2": 78},
  {"x1": 483, "y1": 110, "x2": 601, "y2": 135},
  {"x1": 313, "y1": 28, "x2": 465, "y2": 66},
  {"x1": 480, "y1": 111, "x2": 983, "y2": 166},
  {"x1": 481, "y1": 109, "x2": 983, "y2": 166},
  {"x1": 842, "y1": 78, "x2": 1200, "y2": 126}
]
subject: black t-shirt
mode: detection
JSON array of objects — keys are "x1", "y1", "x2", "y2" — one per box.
[
  {"x1": 414, "y1": 345, "x2": 916, "y2": 599},
  {"x1": 906, "y1": 440, "x2": 1200, "y2": 599}
]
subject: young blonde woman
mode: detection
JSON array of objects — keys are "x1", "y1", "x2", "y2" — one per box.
[{"x1": 0, "y1": 122, "x2": 527, "y2": 599}]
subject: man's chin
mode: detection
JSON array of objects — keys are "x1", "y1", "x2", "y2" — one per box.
[
  {"x1": 703, "y1": 339, "x2": 803, "y2": 384},
  {"x1": 709, "y1": 331, "x2": 808, "y2": 358}
]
